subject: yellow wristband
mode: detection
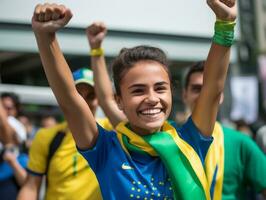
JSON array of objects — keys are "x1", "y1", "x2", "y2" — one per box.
[{"x1": 90, "y1": 48, "x2": 104, "y2": 57}]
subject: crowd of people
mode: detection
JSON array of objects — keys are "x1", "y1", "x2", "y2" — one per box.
[{"x1": 0, "y1": 0, "x2": 265, "y2": 199}]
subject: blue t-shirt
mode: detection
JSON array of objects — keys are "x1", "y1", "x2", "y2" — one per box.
[{"x1": 79, "y1": 117, "x2": 213, "y2": 200}]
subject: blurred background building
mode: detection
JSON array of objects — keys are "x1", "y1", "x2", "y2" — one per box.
[{"x1": 0, "y1": 0, "x2": 265, "y2": 125}]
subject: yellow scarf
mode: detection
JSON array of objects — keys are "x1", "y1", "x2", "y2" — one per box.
[
  {"x1": 116, "y1": 121, "x2": 211, "y2": 200},
  {"x1": 205, "y1": 122, "x2": 224, "y2": 200}
]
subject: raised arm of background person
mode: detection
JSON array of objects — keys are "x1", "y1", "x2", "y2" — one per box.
[
  {"x1": 191, "y1": 0, "x2": 237, "y2": 137},
  {"x1": 86, "y1": 22, "x2": 127, "y2": 127},
  {"x1": 17, "y1": 174, "x2": 42, "y2": 200},
  {"x1": 0, "y1": 100, "x2": 14, "y2": 144},
  {"x1": 32, "y1": 3, "x2": 98, "y2": 149}
]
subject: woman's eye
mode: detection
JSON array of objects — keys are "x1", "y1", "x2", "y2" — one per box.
[
  {"x1": 156, "y1": 87, "x2": 166, "y2": 92},
  {"x1": 131, "y1": 89, "x2": 143, "y2": 94}
]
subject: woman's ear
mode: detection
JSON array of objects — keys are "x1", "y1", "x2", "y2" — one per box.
[{"x1": 115, "y1": 94, "x2": 123, "y2": 110}]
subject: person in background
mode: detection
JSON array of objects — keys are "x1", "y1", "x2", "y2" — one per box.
[
  {"x1": 256, "y1": 125, "x2": 266, "y2": 154},
  {"x1": 1, "y1": 92, "x2": 27, "y2": 144},
  {"x1": 1, "y1": 92, "x2": 21, "y2": 118},
  {"x1": 0, "y1": 100, "x2": 28, "y2": 200},
  {"x1": 18, "y1": 114, "x2": 39, "y2": 152},
  {"x1": 17, "y1": 68, "x2": 112, "y2": 200},
  {"x1": 40, "y1": 114, "x2": 58, "y2": 128},
  {"x1": 233, "y1": 119, "x2": 254, "y2": 137},
  {"x1": 182, "y1": 61, "x2": 266, "y2": 200}
]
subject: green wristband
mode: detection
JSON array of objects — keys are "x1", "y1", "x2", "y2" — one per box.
[{"x1": 213, "y1": 20, "x2": 236, "y2": 47}]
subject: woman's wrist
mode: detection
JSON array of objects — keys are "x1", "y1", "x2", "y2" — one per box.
[{"x1": 212, "y1": 19, "x2": 236, "y2": 47}]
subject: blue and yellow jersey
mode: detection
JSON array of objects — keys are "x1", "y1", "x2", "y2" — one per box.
[
  {"x1": 27, "y1": 119, "x2": 112, "y2": 200},
  {"x1": 79, "y1": 118, "x2": 213, "y2": 200}
]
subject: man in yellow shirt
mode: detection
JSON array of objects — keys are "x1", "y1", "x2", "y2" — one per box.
[{"x1": 17, "y1": 68, "x2": 112, "y2": 200}]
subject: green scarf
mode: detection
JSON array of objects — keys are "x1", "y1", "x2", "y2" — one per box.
[{"x1": 116, "y1": 121, "x2": 211, "y2": 200}]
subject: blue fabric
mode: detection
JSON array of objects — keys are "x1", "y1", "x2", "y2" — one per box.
[
  {"x1": 178, "y1": 117, "x2": 213, "y2": 164},
  {"x1": 0, "y1": 178, "x2": 19, "y2": 200},
  {"x1": 210, "y1": 165, "x2": 218, "y2": 200},
  {"x1": 0, "y1": 153, "x2": 28, "y2": 181},
  {"x1": 78, "y1": 118, "x2": 212, "y2": 200}
]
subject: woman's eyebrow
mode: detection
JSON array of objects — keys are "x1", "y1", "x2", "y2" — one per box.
[
  {"x1": 128, "y1": 81, "x2": 169, "y2": 89},
  {"x1": 128, "y1": 84, "x2": 146, "y2": 89}
]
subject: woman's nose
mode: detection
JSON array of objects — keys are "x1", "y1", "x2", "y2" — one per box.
[{"x1": 145, "y1": 91, "x2": 159, "y2": 104}]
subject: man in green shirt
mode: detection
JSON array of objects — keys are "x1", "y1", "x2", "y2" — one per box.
[{"x1": 181, "y1": 61, "x2": 266, "y2": 200}]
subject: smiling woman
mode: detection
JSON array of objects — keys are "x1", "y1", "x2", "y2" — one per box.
[
  {"x1": 85, "y1": 45, "x2": 215, "y2": 199},
  {"x1": 30, "y1": 1, "x2": 237, "y2": 199},
  {"x1": 112, "y1": 48, "x2": 172, "y2": 135}
]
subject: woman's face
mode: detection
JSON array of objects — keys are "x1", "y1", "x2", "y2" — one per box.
[{"x1": 117, "y1": 60, "x2": 172, "y2": 135}]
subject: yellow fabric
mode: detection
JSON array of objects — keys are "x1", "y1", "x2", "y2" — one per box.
[
  {"x1": 205, "y1": 122, "x2": 224, "y2": 200},
  {"x1": 28, "y1": 121, "x2": 106, "y2": 200},
  {"x1": 116, "y1": 132, "x2": 130, "y2": 155},
  {"x1": 116, "y1": 122, "x2": 157, "y2": 156},
  {"x1": 216, "y1": 19, "x2": 236, "y2": 25},
  {"x1": 97, "y1": 118, "x2": 113, "y2": 131},
  {"x1": 90, "y1": 48, "x2": 104, "y2": 57},
  {"x1": 116, "y1": 121, "x2": 211, "y2": 200}
]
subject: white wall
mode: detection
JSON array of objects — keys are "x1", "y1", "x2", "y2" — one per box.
[{"x1": 0, "y1": 0, "x2": 217, "y2": 37}]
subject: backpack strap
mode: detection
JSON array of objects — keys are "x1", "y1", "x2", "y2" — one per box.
[{"x1": 45, "y1": 130, "x2": 66, "y2": 186}]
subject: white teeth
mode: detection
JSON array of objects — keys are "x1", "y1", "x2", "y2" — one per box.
[{"x1": 140, "y1": 108, "x2": 161, "y2": 115}]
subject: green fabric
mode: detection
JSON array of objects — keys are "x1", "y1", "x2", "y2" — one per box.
[
  {"x1": 122, "y1": 130, "x2": 207, "y2": 200},
  {"x1": 119, "y1": 121, "x2": 210, "y2": 200},
  {"x1": 222, "y1": 126, "x2": 266, "y2": 200},
  {"x1": 215, "y1": 21, "x2": 236, "y2": 31},
  {"x1": 143, "y1": 131, "x2": 206, "y2": 200},
  {"x1": 213, "y1": 21, "x2": 236, "y2": 47},
  {"x1": 122, "y1": 135, "x2": 148, "y2": 156}
]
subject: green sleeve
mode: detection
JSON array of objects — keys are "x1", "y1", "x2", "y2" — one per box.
[{"x1": 242, "y1": 135, "x2": 266, "y2": 192}]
